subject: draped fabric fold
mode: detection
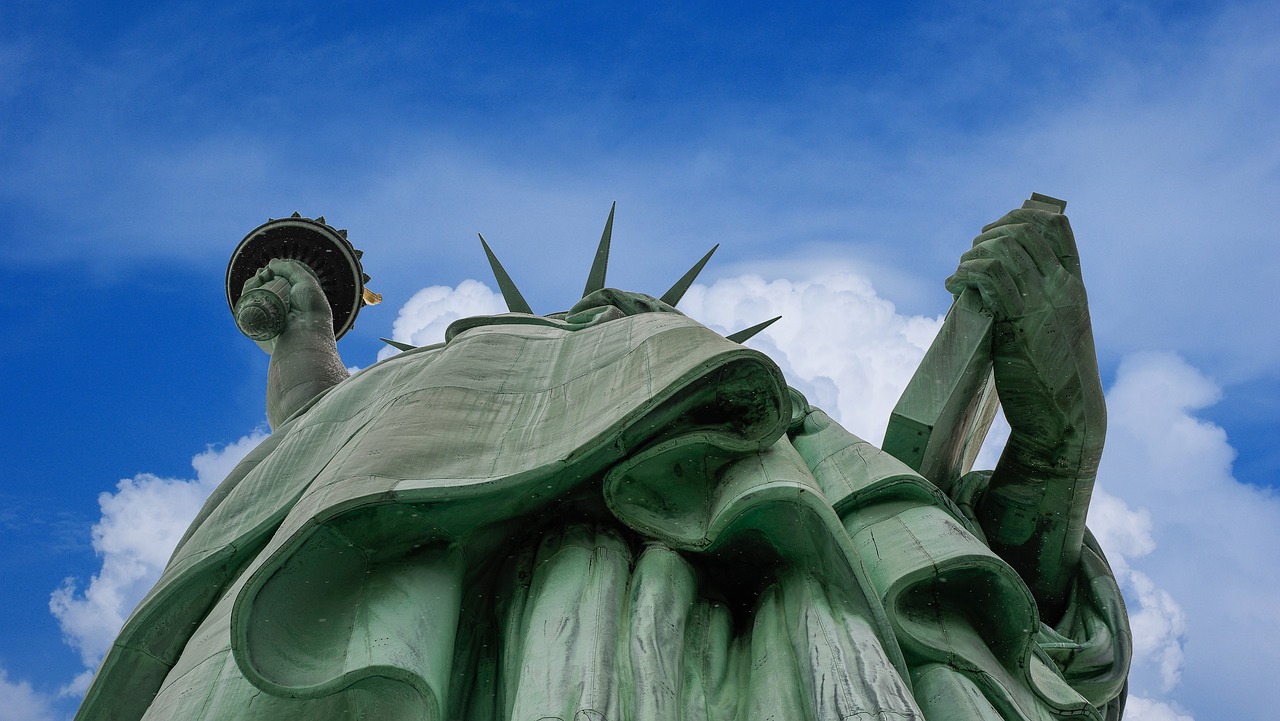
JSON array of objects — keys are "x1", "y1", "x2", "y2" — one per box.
[
  {"x1": 76, "y1": 303, "x2": 1129, "y2": 721},
  {"x1": 790, "y1": 408, "x2": 1130, "y2": 721}
]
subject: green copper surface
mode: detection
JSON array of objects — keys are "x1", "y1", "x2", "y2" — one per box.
[
  {"x1": 659, "y1": 244, "x2": 718, "y2": 307},
  {"x1": 233, "y1": 277, "x2": 291, "y2": 341},
  {"x1": 582, "y1": 202, "x2": 615, "y2": 297},
  {"x1": 478, "y1": 234, "x2": 534, "y2": 314},
  {"x1": 379, "y1": 337, "x2": 417, "y2": 352},
  {"x1": 77, "y1": 198, "x2": 1129, "y2": 721},
  {"x1": 725, "y1": 314, "x2": 782, "y2": 343}
]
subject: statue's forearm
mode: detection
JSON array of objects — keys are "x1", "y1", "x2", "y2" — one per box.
[
  {"x1": 978, "y1": 310, "x2": 1106, "y2": 619},
  {"x1": 981, "y1": 430, "x2": 1101, "y2": 605},
  {"x1": 266, "y1": 321, "x2": 349, "y2": 428}
]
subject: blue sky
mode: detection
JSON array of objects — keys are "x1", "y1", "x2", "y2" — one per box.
[{"x1": 1, "y1": 2, "x2": 1277, "y2": 719}]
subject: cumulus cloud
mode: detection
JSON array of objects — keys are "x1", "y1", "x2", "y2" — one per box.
[
  {"x1": 376, "y1": 279, "x2": 507, "y2": 361},
  {"x1": 1088, "y1": 487, "x2": 1188, "y2": 694},
  {"x1": 1091, "y1": 352, "x2": 1280, "y2": 719},
  {"x1": 50, "y1": 430, "x2": 267, "y2": 689},
  {"x1": 1088, "y1": 487, "x2": 1157, "y2": 563},
  {"x1": 0, "y1": 668, "x2": 57, "y2": 721},
  {"x1": 1123, "y1": 696, "x2": 1196, "y2": 721},
  {"x1": 678, "y1": 271, "x2": 1012, "y2": 482},
  {"x1": 678, "y1": 273, "x2": 943, "y2": 442}
]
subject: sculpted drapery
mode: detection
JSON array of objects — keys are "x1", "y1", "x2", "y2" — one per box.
[{"x1": 75, "y1": 204, "x2": 1130, "y2": 721}]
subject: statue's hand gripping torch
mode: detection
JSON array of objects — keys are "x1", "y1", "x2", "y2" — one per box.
[{"x1": 226, "y1": 214, "x2": 380, "y2": 344}]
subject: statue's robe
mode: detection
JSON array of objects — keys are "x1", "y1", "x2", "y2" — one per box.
[{"x1": 76, "y1": 301, "x2": 1130, "y2": 721}]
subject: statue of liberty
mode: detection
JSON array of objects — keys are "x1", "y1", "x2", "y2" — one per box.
[{"x1": 75, "y1": 195, "x2": 1130, "y2": 720}]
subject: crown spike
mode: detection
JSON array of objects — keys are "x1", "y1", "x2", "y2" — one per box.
[
  {"x1": 582, "y1": 201, "x2": 615, "y2": 298},
  {"x1": 380, "y1": 337, "x2": 417, "y2": 352},
  {"x1": 479, "y1": 234, "x2": 534, "y2": 314},
  {"x1": 660, "y1": 244, "x2": 719, "y2": 307},
  {"x1": 726, "y1": 316, "x2": 781, "y2": 344}
]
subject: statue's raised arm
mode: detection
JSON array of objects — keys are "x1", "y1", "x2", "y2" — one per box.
[
  {"x1": 239, "y1": 258, "x2": 350, "y2": 428},
  {"x1": 225, "y1": 215, "x2": 380, "y2": 429},
  {"x1": 959, "y1": 205, "x2": 1105, "y2": 617},
  {"x1": 892, "y1": 197, "x2": 1106, "y2": 619}
]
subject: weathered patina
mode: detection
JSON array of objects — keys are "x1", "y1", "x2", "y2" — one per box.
[{"x1": 76, "y1": 197, "x2": 1129, "y2": 720}]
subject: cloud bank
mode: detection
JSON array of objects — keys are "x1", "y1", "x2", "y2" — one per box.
[
  {"x1": 377, "y1": 279, "x2": 508, "y2": 361},
  {"x1": 49, "y1": 430, "x2": 267, "y2": 695},
  {"x1": 0, "y1": 668, "x2": 57, "y2": 721},
  {"x1": 677, "y1": 273, "x2": 943, "y2": 442},
  {"x1": 1091, "y1": 353, "x2": 1280, "y2": 720}
]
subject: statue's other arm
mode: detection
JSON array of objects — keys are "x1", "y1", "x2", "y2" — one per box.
[
  {"x1": 241, "y1": 259, "x2": 350, "y2": 428},
  {"x1": 946, "y1": 208, "x2": 1106, "y2": 620}
]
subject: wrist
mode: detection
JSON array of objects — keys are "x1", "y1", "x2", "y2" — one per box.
[
  {"x1": 265, "y1": 321, "x2": 346, "y2": 428},
  {"x1": 999, "y1": 426, "x2": 1103, "y2": 484}
]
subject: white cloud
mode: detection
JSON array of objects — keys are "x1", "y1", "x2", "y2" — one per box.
[
  {"x1": 1085, "y1": 487, "x2": 1190, "y2": 693},
  {"x1": 376, "y1": 279, "x2": 507, "y2": 361},
  {"x1": 1087, "y1": 488, "x2": 1189, "y2": 695},
  {"x1": 678, "y1": 273, "x2": 943, "y2": 442},
  {"x1": 1092, "y1": 352, "x2": 1280, "y2": 719},
  {"x1": 0, "y1": 668, "x2": 57, "y2": 721},
  {"x1": 1088, "y1": 487, "x2": 1157, "y2": 564},
  {"x1": 50, "y1": 430, "x2": 267, "y2": 685},
  {"x1": 1124, "y1": 695, "x2": 1195, "y2": 721},
  {"x1": 59, "y1": 670, "x2": 93, "y2": 700},
  {"x1": 1127, "y1": 569, "x2": 1189, "y2": 692}
]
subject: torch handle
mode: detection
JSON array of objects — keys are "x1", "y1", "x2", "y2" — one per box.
[{"x1": 234, "y1": 276, "x2": 292, "y2": 342}]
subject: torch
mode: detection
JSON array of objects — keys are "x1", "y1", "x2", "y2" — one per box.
[{"x1": 225, "y1": 213, "x2": 380, "y2": 342}]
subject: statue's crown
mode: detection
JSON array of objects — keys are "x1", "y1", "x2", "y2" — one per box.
[
  {"x1": 383, "y1": 204, "x2": 779, "y2": 353},
  {"x1": 472, "y1": 203, "x2": 778, "y2": 343}
]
